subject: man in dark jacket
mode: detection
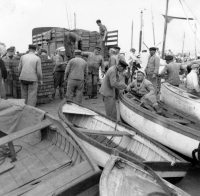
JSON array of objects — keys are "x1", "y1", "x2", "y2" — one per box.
[{"x1": 0, "y1": 59, "x2": 7, "y2": 98}]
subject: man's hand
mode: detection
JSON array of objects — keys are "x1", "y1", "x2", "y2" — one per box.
[
  {"x1": 39, "y1": 81, "x2": 43, "y2": 85},
  {"x1": 126, "y1": 86, "x2": 131, "y2": 92},
  {"x1": 152, "y1": 73, "x2": 156, "y2": 78},
  {"x1": 101, "y1": 72, "x2": 105, "y2": 78}
]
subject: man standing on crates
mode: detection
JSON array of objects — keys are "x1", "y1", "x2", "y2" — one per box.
[
  {"x1": 82, "y1": 46, "x2": 105, "y2": 99},
  {"x1": 53, "y1": 46, "x2": 68, "y2": 100},
  {"x1": 18, "y1": 44, "x2": 43, "y2": 107},
  {"x1": 96, "y1": 20, "x2": 107, "y2": 57}
]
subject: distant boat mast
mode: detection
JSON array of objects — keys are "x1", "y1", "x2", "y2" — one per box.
[{"x1": 162, "y1": 0, "x2": 169, "y2": 58}]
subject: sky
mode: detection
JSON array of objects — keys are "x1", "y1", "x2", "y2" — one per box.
[{"x1": 1, "y1": 0, "x2": 200, "y2": 55}]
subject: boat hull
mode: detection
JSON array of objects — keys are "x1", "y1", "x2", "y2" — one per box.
[
  {"x1": 119, "y1": 92, "x2": 200, "y2": 159},
  {"x1": 58, "y1": 99, "x2": 191, "y2": 181},
  {"x1": 160, "y1": 82, "x2": 200, "y2": 122}
]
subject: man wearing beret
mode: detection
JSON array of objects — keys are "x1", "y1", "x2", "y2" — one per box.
[
  {"x1": 127, "y1": 69, "x2": 162, "y2": 114},
  {"x1": 18, "y1": 44, "x2": 43, "y2": 106},
  {"x1": 82, "y1": 46, "x2": 104, "y2": 99},
  {"x1": 185, "y1": 64, "x2": 200, "y2": 97},
  {"x1": 145, "y1": 47, "x2": 160, "y2": 95},
  {"x1": 2, "y1": 47, "x2": 16, "y2": 60},
  {"x1": 64, "y1": 50, "x2": 88, "y2": 103},
  {"x1": 159, "y1": 55, "x2": 200, "y2": 87},
  {"x1": 99, "y1": 60, "x2": 128, "y2": 120}
]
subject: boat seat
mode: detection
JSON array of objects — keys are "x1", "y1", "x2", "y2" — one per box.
[{"x1": 167, "y1": 118, "x2": 189, "y2": 125}]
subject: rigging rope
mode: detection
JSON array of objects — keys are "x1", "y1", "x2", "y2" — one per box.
[
  {"x1": 179, "y1": 0, "x2": 200, "y2": 46},
  {"x1": 64, "y1": 0, "x2": 71, "y2": 29}
]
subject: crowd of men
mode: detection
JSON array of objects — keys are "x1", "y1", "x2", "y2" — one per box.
[{"x1": 0, "y1": 19, "x2": 200, "y2": 121}]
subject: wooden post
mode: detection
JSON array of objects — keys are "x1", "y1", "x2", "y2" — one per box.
[
  {"x1": 74, "y1": 12, "x2": 76, "y2": 29},
  {"x1": 139, "y1": 11, "x2": 143, "y2": 52},
  {"x1": 151, "y1": 5, "x2": 156, "y2": 46},
  {"x1": 131, "y1": 20, "x2": 133, "y2": 48},
  {"x1": 162, "y1": 0, "x2": 169, "y2": 59}
]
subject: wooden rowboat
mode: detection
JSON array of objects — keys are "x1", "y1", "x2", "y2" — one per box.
[
  {"x1": 58, "y1": 99, "x2": 191, "y2": 182},
  {"x1": 100, "y1": 155, "x2": 190, "y2": 196},
  {"x1": 160, "y1": 82, "x2": 200, "y2": 122},
  {"x1": 119, "y1": 91, "x2": 200, "y2": 161},
  {"x1": 0, "y1": 102, "x2": 100, "y2": 196}
]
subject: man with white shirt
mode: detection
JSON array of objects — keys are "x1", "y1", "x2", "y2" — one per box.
[{"x1": 186, "y1": 64, "x2": 200, "y2": 97}]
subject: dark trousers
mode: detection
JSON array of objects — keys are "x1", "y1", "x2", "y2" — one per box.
[{"x1": 87, "y1": 73, "x2": 98, "y2": 98}]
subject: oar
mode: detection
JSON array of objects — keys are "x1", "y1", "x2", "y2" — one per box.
[{"x1": 77, "y1": 128, "x2": 135, "y2": 137}]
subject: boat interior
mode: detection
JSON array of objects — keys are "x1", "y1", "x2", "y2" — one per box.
[
  {"x1": 62, "y1": 101, "x2": 183, "y2": 164},
  {"x1": 0, "y1": 113, "x2": 95, "y2": 196},
  {"x1": 124, "y1": 92, "x2": 200, "y2": 130}
]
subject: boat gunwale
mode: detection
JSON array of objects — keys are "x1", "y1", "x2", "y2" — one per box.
[
  {"x1": 119, "y1": 91, "x2": 200, "y2": 141},
  {"x1": 58, "y1": 98, "x2": 190, "y2": 166},
  {"x1": 162, "y1": 82, "x2": 200, "y2": 103}
]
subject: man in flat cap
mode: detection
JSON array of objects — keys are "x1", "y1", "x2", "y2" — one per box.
[
  {"x1": 99, "y1": 60, "x2": 128, "y2": 120},
  {"x1": 82, "y1": 46, "x2": 104, "y2": 99},
  {"x1": 96, "y1": 19, "x2": 107, "y2": 56},
  {"x1": 2, "y1": 47, "x2": 16, "y2": 60},
  {"x1": 18, "y1": 44, "x2": 43, "y2": 106},
  {"x1": 159, "y1": 55, "x2": 200, "y2": 87},
  {"x1": 127, "y1": 69, "x2": 162, "y2": 114},
  {"x1": 53, "y1": 46, "x2": 68, "y2": 100},
  {"x1": 185, "y1": 64, "x2": 200, "y2": 97},
  {"x1": 145, "y1": 47, "x2": 160, "y2": 95},
  {"x1": 64, "y1": 50, "x2": 88, "y2": 103}
]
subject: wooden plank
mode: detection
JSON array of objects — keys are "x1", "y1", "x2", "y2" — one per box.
[
  {"x1": 14, "y1": 161, "x2": 35, "y2": 184},
  {"x1": 47, "y1": 145, "x2": 72, "y2": 165},
  {"x1": 106, "y1": 39, "x2": 118, "y2": 42},
  {"x1": 77, "y1": 128, "x2": 133, "y2": 137},
  {"x1": 22, "y1": 154, "x2": 48, "y2": 179},
  {"x1": 167, "y1": 118, "x2": 189, "y2": 125},
  {"x1": 24, "y1": 161, "x2": 93, "y2": 196},
  {"x1": 0, "y1": 165, "x2": 18, "y2": 193},
  {"x1": 35, "y1": 149, "x2": 60, "y2": 171},
  {"x1": 0, "y1": 120, "x2": 53, "y2": 146},
  {"x1": 9, "y1": 165, "x2": 24, "y2": 187}
]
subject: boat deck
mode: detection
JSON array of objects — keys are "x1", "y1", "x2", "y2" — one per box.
[{"x1": 0, "y1": 137, "x2": 72, "y2": 195}]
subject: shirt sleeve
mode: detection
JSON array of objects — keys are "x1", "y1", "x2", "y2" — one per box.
[
  {"x1": 154, "y1": 55, "x2": 160, "y2": 74},
  {"x1": 109, "y1": 71, "x2": 127, "y2": 90},
  {"x1": 193, "y1": 73, "x2": 200, "y2": 92},
  {"x1": 64, "y1": 60, "x2": 71, "y2": 80},
  {"x1": 146, "y1": 81, "x2": 155, "y2": 95},
  {"x1": 100, "y1": 57, "x2": 105, "y2": 72},
  {"x1": 84, "y1": 62, "x2": 88, "y2": 80},
  {"x1": 18, "y1": 56, "x2": 23, "y2": 74},
  {"x1": 36, "y1": 58, "x2": 42, "y2": 81}
]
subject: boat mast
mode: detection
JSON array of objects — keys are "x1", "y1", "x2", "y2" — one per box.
[
  {"x1": 182, "y1": 32, "x2": 185, "y2": 56},
  {"x1": 194, "y1": 20, "x2": 197, "y2": 59},
  {"x1": 139, "y1": 10, "x2": 143, "y2": 52},
  {"x1": 162, "y1": 0, "x2": 169, "y2": 58},
  {"x1": 74, "y1": 12, "x2": 76, "y2": 29},
  {"x1": 151, "y1": 5, "x2": 156, "y2": 46},
  {"x1": 131, "y1": 20, "x2": 133, "y2": 48}
]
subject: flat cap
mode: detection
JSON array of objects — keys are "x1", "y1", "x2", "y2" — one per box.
[
  {"x1": 40, "y1": 49, "x2": 47, "y2": 53},
  {"x1": 28, "y1": 44, "x2": 37, "y2": 50},
  {"x1": 58, "y1": 46, "x2": 65, "y2": 52},
  {"x1": 191, "y1": 63, "x2": 199, "y2": 69},
  {"x1": 149, "y1": 46, "x2": 157, "y2": 51},
  {"x1": 114, "y1": 46, "x2": 121, "y2": 50},
  {"x1": 165, "y1": 55, "x2": 173, "y2": 61},
  {"x1": 95, "y1": 46, "x2": 101, "y2": 50},
  {"x1": 74, "y1": 49, "x2": 82, "y2": 55},
  {"x1": 7, "y1": 47, "x2": 15, "y2": 52},
  {"x1": 119, "y1": 59, "x2": 128, "y2": 68},
  {"x1": 130, "y1": 48, "x2": 136, "y2": 52}
]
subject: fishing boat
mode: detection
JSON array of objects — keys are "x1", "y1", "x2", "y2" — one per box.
[
  {"x1": 100, "y1": 155, "x2": 190, "y2": 196},
  {"x1": 0, "y1": 99, "x2": 100, "y2": 196},
  {"x1": 119, "y1": 91, "x2": 200, "y2": 162},
  {"x1": 58, "y1": 99, "x2": 191, "y2": 182},
  {"x1": 160, "y1": 82, "x2": 200, "y2": 122}
]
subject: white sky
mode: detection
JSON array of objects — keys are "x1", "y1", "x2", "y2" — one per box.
[{"x1": 1, "y1": 0, "x2": 200, "y2": 54}]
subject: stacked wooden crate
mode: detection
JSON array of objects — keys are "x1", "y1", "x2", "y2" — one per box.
[{"x1": 3, "y1": 59, "x2": 54, "y2": 104}]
